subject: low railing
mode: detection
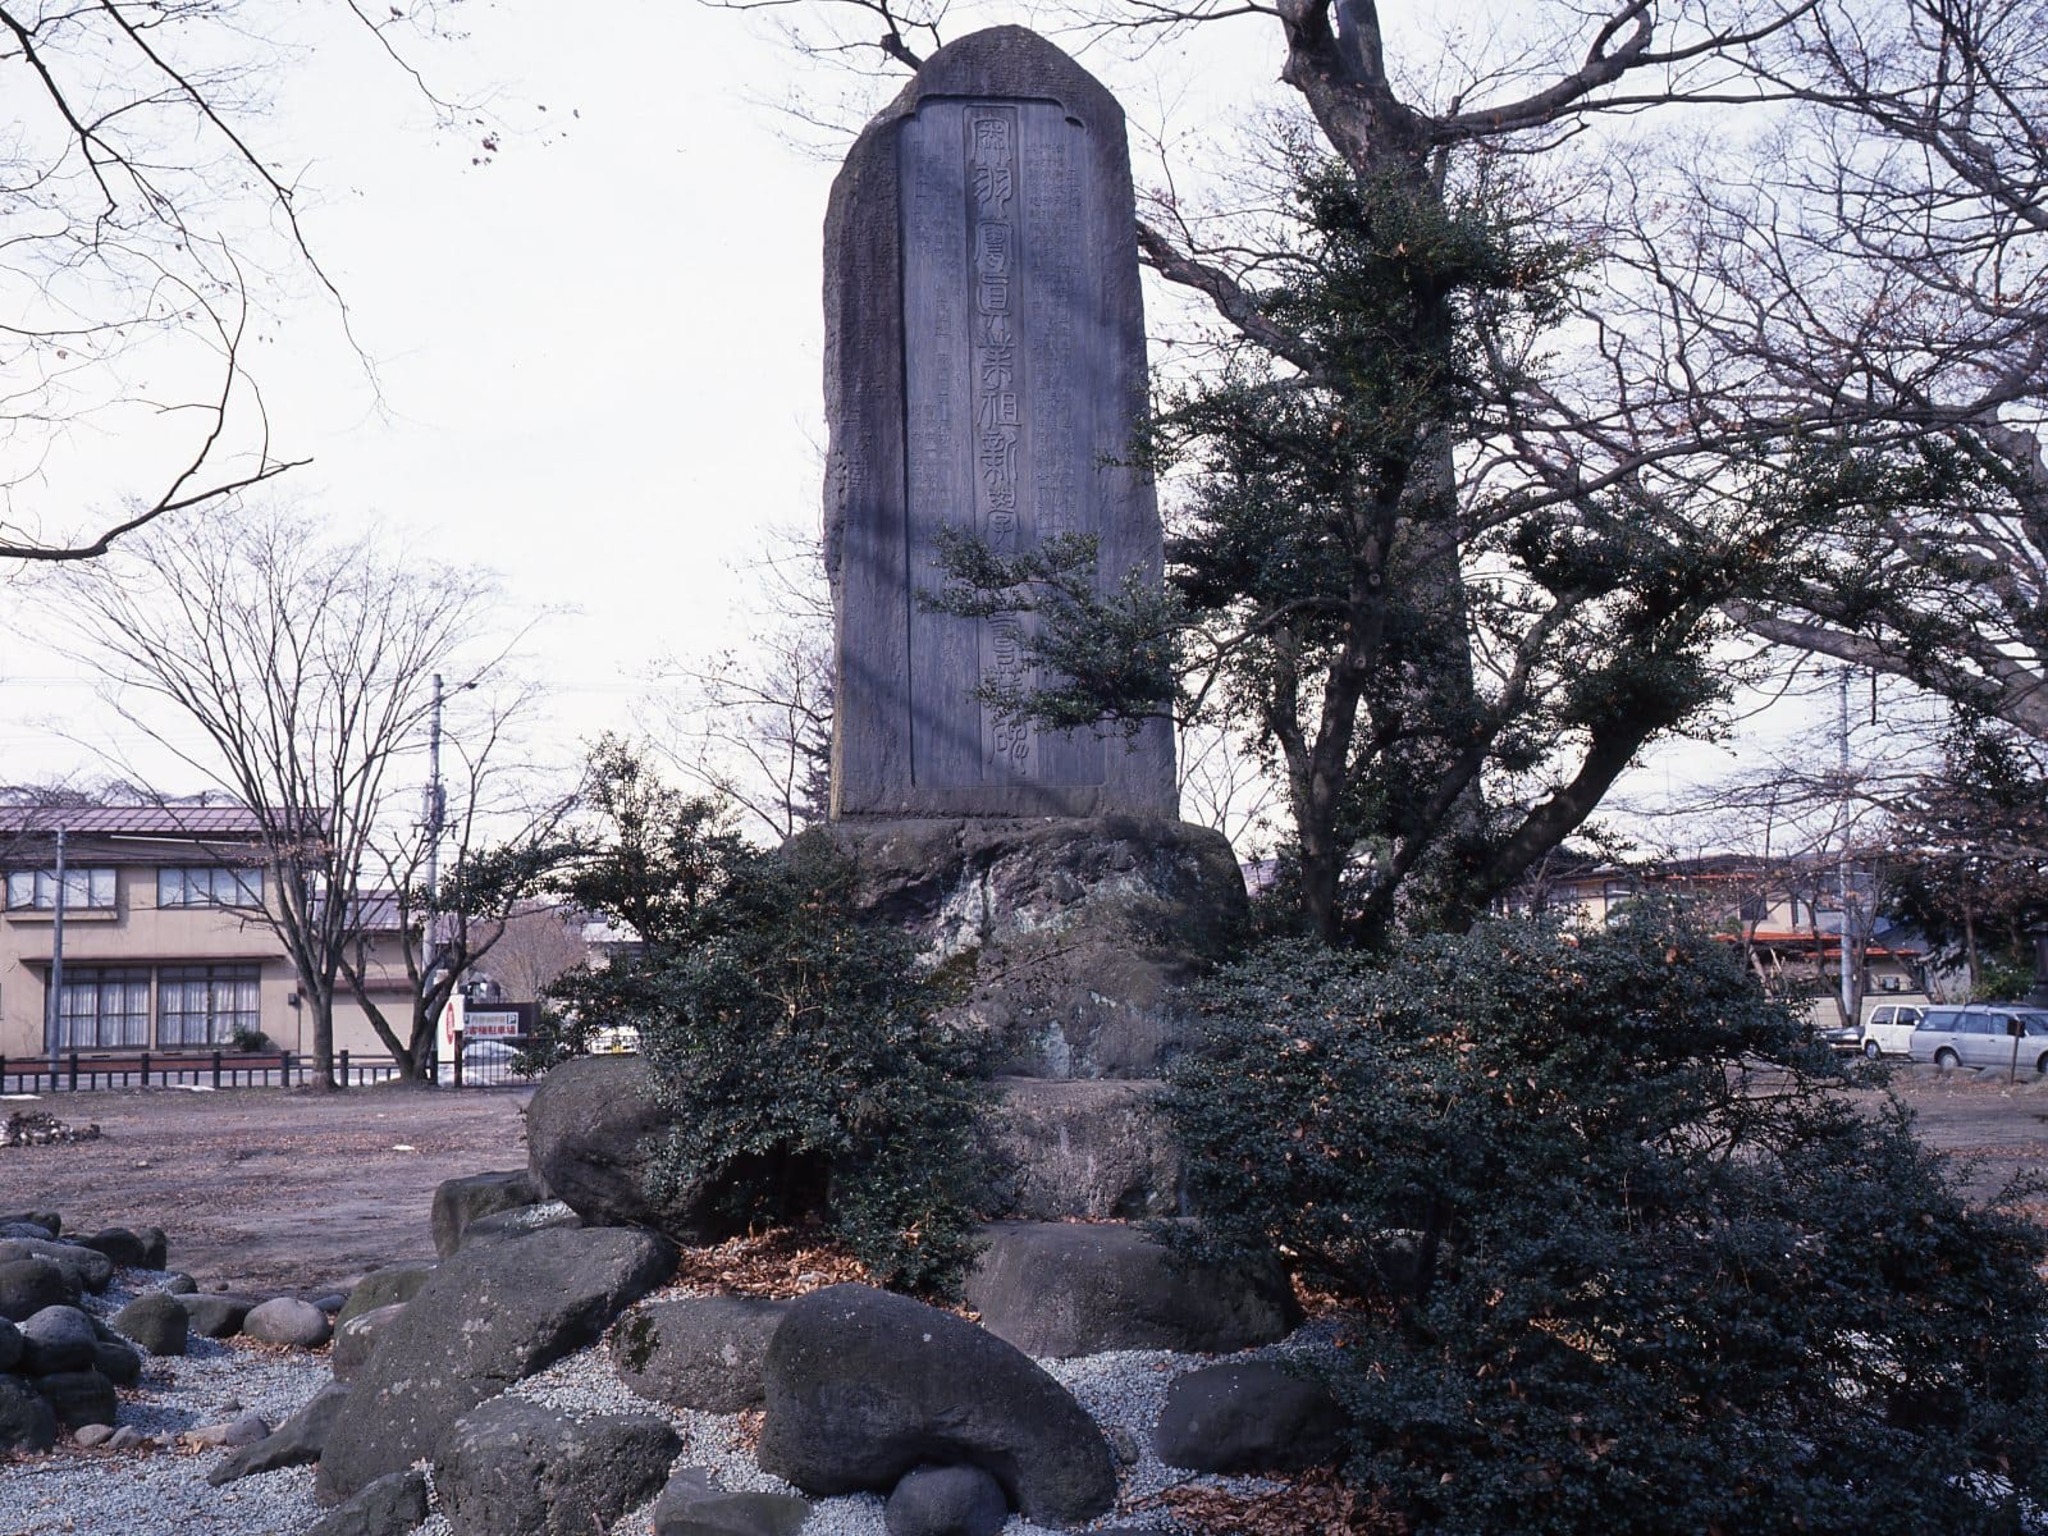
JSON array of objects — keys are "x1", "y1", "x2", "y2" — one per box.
[
  {"x1": 0, "y1": 1044, "x2": 531, "y2": 1093},
  {"x1": 0, "y1": 1048, "x2": 299, "y2": 1093}
]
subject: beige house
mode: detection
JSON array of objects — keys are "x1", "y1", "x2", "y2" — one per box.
[{"x1": 0, "y1": 805, "x2": 411, "y2": 1065}]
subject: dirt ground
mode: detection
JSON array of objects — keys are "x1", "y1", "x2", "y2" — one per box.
[
  {"x1": 0, "y1": 1082, "x2": 532, "y2": 1295},
  {"x1": 5, "y1": 1069, "x2": 2048, "y2": 1298}
]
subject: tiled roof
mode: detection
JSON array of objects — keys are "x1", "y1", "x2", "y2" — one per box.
[{"x1": 0, "y1": 805, "x2": 269, "y2": 838}]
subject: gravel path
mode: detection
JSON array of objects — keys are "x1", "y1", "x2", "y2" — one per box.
[{"x1": 0, "y1": 1269, "x2": 1334, "y2": 1536}]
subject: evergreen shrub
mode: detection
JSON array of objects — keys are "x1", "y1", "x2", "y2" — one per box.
[
  {"x1": 1164, "y1": 913, "x2": 2048, "y2": 1533},
  {"x1": 548, "y1": 744, "x2": 991, "y2": 1297}
]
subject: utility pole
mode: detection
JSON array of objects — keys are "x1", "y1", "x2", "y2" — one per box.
[
  {"x1": 43, "y1": 826, "x2": 66, "y2": 1070},
  {"x1": 1837, "y1": 667, "x2": 1855, "y2": 1022},
  {"x1": 422, "y1": 673, "x2": 448, "y2": 978}
]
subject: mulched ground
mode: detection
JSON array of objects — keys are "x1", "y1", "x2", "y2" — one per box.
[{"x1": 0, "y1": 1081, "x2": 532, "y2": 1294}]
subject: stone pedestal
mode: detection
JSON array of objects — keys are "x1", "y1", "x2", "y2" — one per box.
[
  {"x1": 985, "y1": 1077, "x2": 1182, "y2": 1220},
  {"x1": 826, "y1": 815, "x2": 1245, "y2": 1080}
]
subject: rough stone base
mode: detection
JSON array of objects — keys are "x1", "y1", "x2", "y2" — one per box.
[
  {"x1": 823, "y1": 816, "x2": 1246, "y2": 1079},
  {"x1": 984, "y1": 1078, "x2": 1181, "y2": 1220}
]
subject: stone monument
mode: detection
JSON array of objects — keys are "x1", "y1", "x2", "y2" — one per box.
[
  {"x1": 819, "y1": 32, "x2": 1245, "y2": 1210},
  {"x1": 823, "y1": 24, "x2": 1175, "y2": 820}
]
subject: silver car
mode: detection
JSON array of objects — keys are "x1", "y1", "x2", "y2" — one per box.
[{"x1": 1910, "y1": 1005, "x2": 2048, "y2": 1073}]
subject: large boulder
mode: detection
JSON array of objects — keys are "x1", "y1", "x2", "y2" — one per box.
[
  {"x1": 458, "y1": 1202, "x2": 584, "y2": 1250},
  {"x1": 316, "y1": 1224, "x2": 676, "y2": 1501},
  {"x1": 136, "y1": 1226, "x2": 170, "y2": 1270},
  {"x1": 77, "y1": 1227, "x2": 150, "y2": 1268},
  {"x1": 177, "y1": 1293, "x2": 259, "y2": 1338},
  {"x1": 964, "y1": 1222, "x2": 1299, "y2": 1358},
  {"x1": 242, "y1": 1297, "x2": 333, "y2": 1348},
  {"x1": 1152, "y1": 1361, "x2": 1348, "y2": 1474},
  {"x1": 758, "y1": 1283, "x2": 1116, "y2": 1524},
  {"x1": 828, "y1": 816, "x2": 1247, "y2": 1078},
  {"x1": 336, "y1": 1260, "x2": 437, "y2": 1328},
  {"x1": 0, "y1": 1317, "x2": 19, "y2": 1373},
  {"x1": 0, "y1": 1238, "x2": 111, "y2": 1295},
  {"x1": 985, "y1": 1079, "x2": 1182, "y2": 1221},
  {"x1": 18, "y1": 1305, "x2": 98, "y2": 1374},
  {"x1": 210, "y1": 1382, "x2": 353, "y2": 1485},
  {"x1": 0, "y1": 1257, "x2": 75, "y2": 1320},
  {"x1": 304, "y1": 1469, "x2": 430, "y2": 1536},
  {"x1": 0, "y1": 1374, "x2": 57, "y2": 1452},
  {"x1": 432, "y1": 1169, "x2": 547, "y2": 1258},
  {"x1": 526, "y1": 1055, "x2": 717, "y2": 1240},
  {"x1": 434, "y1": 1395, "x2": 680, "y2": 1536},
  {"x1": 36, "y1": 1368, "x2": 118, "y2": 1430},
  {"x1": 886, "y1": 1464, "x2": 1009, "y2": 1536},
  {"x1": 93, "y1": 1337, "x2": 143, "y2": 1387},
  {"x1": 610, "y1": 1296, "x2": 790, "y2": 1414},
  {"x1": 652, "y1": 1469, "x2": 811, "y2": 1536},
  {"x1": 112, "y1": 1291, "x2": 190, "y2": 1356},
  {"x1": 331, "y1": 1304, "x2": 405, "y2": 1382}
]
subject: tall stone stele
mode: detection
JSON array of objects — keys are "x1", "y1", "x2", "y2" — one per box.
[
  {"x1": 824, "y1": 24, "x2": 1174, "y2": 820},
  {"x1": 818, "y1": 28, "x2": 1247, "y2": 1127}
]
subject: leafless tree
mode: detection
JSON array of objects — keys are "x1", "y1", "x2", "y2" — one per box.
[
  {"x1": 337, "y1": 682, "x2": 577, "y2": 1080},
  {"x1": 479, "y1": 900, "x2": 592, "y2": 1006},
  {"x1": 0, "y1": 2, "x2": 468, "y2": 564},
  {"x1": 641, "y1": 528, "x2": 835, "y2": 843},
  {"x1": 1524, "y1": 1, "x2": 2048, "y2": 742},
  {"x1": 45, "y1": 502, "x2": 517, "y2": 1087},
  {"x1": 1176, "y1": 722, "x2": 1285, "y2": 856}
]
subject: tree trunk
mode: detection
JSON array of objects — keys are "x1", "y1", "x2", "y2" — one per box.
[{"x1": 307, "y1": 993, "x2": 337, "y2": 1091}]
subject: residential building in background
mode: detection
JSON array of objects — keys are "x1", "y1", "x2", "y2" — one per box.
[
  {"x1": 0, "y1": 805, "x2": 409, "y2": 1063},
  {"x1": 1515, "y1": 850, "x2": 1931, "y2": 1021}
]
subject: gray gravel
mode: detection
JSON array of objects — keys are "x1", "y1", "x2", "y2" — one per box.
[{"x1": 1, "y1": 1271, "x2": 1332, "y2": 1536}]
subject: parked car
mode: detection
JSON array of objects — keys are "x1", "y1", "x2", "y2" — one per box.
[
  {"x1": 1859, "y1": 1003, "x2": 1924, "y2": 1059},
  {"x1": 1909, "y1": 1005, "x2": 2048, "y2": 1073},
  {"x1": 1817, "y1": 1002, "x2": 1924, "y2": 1058}
]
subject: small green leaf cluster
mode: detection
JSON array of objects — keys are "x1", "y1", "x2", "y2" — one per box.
[
  {"x1": 1165, "y1": 912, "x2": 2048, "y2": 1533},
  {"x1": 549, "y1": 746, "x2": 992, "y2": 1298}
]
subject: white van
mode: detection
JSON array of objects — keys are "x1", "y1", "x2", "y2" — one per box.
[
  {"x1": 1821, "y1": 1002, "x2": 1923, "y2": 1058},
  {"x1": 1858, "y1": 1003, "x2": 1924, "y2": 1059}
]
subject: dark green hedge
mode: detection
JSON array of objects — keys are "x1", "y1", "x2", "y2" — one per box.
[{"x1": 1165, "y1": 914, "x2": 2048, "y2": 1533}]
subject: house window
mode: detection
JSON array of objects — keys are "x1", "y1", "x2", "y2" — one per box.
[
  {"x1": 54, "y1": 967, "x2": 150, "y2": 1049},
  {"x1": 6, "y1": 867, "x2": 116, "y2": 911},
  {"x1": 157, "y1": 866, "x2": 264, "y2": 909},
  {"x1": 157, "y1": 965, "x2": 262, "y2": 1047}
]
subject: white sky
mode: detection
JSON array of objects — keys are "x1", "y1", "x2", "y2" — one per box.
[
  {"x1": 0, "y1": 0, "x2": 1854, "y2": 840},
  {"x1": 1, "y1": 1, "x2": 854, "y2": 785},
  {"x1": 0, "y1": 1, "x2": 1290, "y2": 792}
]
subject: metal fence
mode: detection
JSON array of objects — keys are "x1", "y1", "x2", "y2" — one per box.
[{"x1": 0, "y1": 1042, "x2": 535, "y2": 1094}]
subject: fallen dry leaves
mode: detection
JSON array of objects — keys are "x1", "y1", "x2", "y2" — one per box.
[
  {"x1": 669, "y1": 1228, "x2": 869, "y2": 1298},
  {"x1": 1132, "y1": 1467, "x2": 1407, "y2": 1536}
]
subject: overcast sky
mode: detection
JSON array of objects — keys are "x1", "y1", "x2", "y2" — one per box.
[{"x1": 0, "y1": 0, "x2": 1854, "y2": 838}]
